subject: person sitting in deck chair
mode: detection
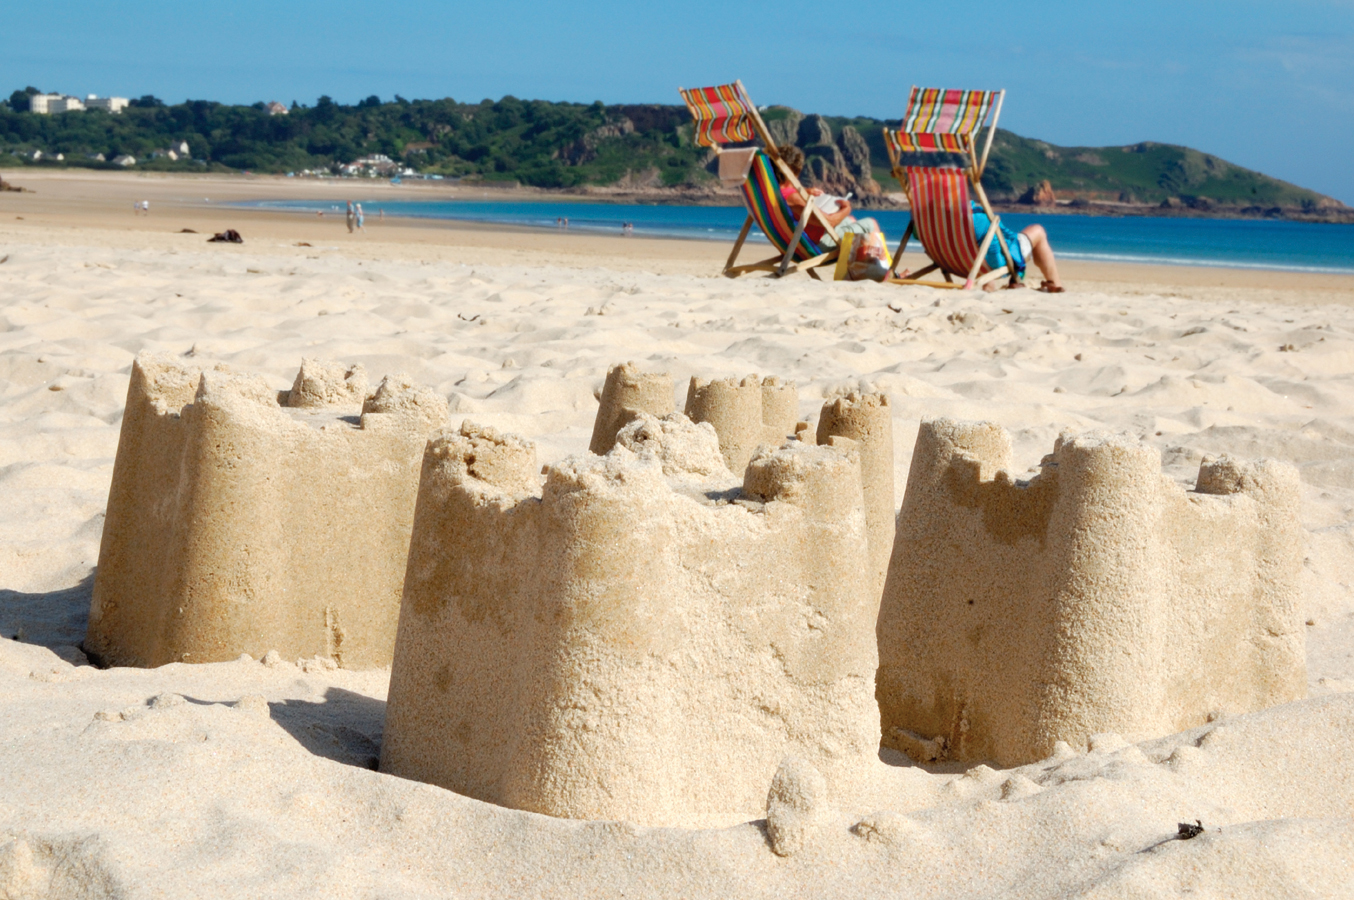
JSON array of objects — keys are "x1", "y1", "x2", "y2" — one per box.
[
  {"x1": 971, "y1": 204, "x2": 1064, "y2": 292},
  {"x1": 777, "y1": 146, "x2": 891, "y2": 281}
]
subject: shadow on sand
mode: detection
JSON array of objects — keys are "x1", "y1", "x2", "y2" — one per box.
[
  {"x1": 0, "y1": 570, "x2": 94, "y2": 648},
  {"x1": 268, "y1": 687, "x2": 387, "y2": 770}
]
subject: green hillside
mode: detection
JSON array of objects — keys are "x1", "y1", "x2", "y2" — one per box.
[{"x1": 0, "y1": 90, "x2": 1343, "y2": 215}]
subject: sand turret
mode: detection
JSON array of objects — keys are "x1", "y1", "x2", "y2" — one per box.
[
  {"x1": 85, "y1": 354, "x2": 448, "y2": 669},
  {"x1": 380, "y1": 415, "x2": 878, "y2": 827},
  {"x1": 683, "y1": 374, "x2": 800, "y2": 473},
  {"x1": 588, "y1": 362, "x2": 674, "y2": 455},
  {"x1": 816, "y1": 391, "x2": 894, "y2": 592},
  {"x1": 876, "y1": 418, "x2": 1305, "y2": 766}
]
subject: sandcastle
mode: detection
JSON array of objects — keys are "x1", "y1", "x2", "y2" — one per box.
[
  {"x1": 877, "y1": 418, "x2": 1306, "y2": 767},
  {"x1": 85, "y1": 355, "x2": 448, "y2": 669},
  {"x1": 380, "y1": 415, "x2": 880, "y2": 826}
]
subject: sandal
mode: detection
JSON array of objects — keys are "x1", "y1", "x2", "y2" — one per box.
[{"x1": 1037, "y1": 281, "x2": 1065, "y2": 293}]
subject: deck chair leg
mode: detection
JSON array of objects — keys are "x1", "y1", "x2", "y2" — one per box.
[
  {"x1": 891, "y1": 222, "x2": 914, "y2": 277},
  {"x1": 724, "y1": 215, "x2": 754, "y2": 277},
  {"x1": 971, "y1": 180, "x2": 1020, "y2": 286},
  {"x1": 778, "y1": 204, "x2": 814, "y2": 277},
  {"x1": 965, "y1": 223, "x2": 999, "y2": 290}
]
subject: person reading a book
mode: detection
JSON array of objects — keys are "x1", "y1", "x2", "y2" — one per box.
[
  {"x1": 776, "y1": 145, "x2": 890, "y2": 280},
  {"x1": 775, "y1": 146, "x2": 861, "y2": 240}
]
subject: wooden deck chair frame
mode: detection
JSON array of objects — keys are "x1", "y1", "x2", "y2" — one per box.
[
  {"x1": 884, "y1": 87, "x2": 1021, "y2": 291},
  {"x1": 679, "y1": 80, "x2": 842, "y2": 279}
]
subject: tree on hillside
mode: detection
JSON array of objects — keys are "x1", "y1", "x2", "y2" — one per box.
[{"x1": 7, "y1": 87, "x2": 42, "y2": 112}]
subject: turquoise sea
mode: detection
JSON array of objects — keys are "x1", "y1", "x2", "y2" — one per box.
[{"x1": 242, "y1": 198, "x2": 1354, "y2": 275}]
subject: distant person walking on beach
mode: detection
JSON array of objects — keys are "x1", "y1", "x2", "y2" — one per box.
[
  {"x1": 355, "y1": 203, "x2": 365, "y2": 231},
  {"x1": 345, "y1": 201, "x2": 355, "y2": 233}
]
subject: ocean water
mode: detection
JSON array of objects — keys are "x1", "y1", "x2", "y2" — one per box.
[{"x1": 242, "y1": 198, "x2": 1354, "y2": 274}]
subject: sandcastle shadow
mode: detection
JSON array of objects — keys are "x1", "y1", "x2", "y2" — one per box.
[
  {"x1": 268, "y1": 687, "x2": 386, "y2": 770},
  {"x1": 0, "y1": 570, "x2": 94, "y2": 649}
]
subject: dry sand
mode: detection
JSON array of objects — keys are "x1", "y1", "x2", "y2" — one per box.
[{"x1": 1, "y1": 170, "x2": 1352, "y2": 898}]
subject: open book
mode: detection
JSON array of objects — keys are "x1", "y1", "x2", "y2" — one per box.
[{"x1": 812, "y1": 192, "x2": 853, "y2": 215}]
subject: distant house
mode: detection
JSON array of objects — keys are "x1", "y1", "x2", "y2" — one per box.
[
  {"x1": 403, "y1": 142, "x2": 434, "y2": 155},
  {"x1": 266, "y1": 101, "x2": 289, "y2": 116},
  {"x1": 111, "y1": 154, "x2": 136, "y2": 167},
  {"x1": 28, "y1": 150, "x2": 43, "y2": 161},
  {"x1": 86, "y1": 95, "x2": 130, "y2": 114},
  {"x1": 172, "y1": 140, "x2": 190, "y2": 156},
  {"x1": 341, "y1": 153, "x2": 402, "y2": 176},
  {"x1": 88, "y1": 153, "x2": 106, "y2": 162}
]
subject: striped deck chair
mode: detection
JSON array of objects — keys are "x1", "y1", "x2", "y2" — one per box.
[
  {"x1": 883, "y1": 87, "x2": 1019, "y2": 290},
  {"x1": 724, "y1": 150, "x2": 837, "y2": 277},
  {"x1": 678, "y1": 81, "x2": 840, "y2": 278}
]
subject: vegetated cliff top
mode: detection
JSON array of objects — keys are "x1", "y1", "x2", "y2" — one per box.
[{"x1": 0, "y1": 93, "x2": 1343, "y2": 216}]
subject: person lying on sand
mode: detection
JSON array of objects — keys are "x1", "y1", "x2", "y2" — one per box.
[
  {"x1": 776, "y1": 145, "x2": 890, "y2": 281},
  {"x1": 971, "y1": 204, "x2": 1064, "y2": 292}
]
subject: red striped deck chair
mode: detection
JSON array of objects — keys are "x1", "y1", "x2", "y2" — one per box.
[
  {"x1": 678, "y1": 81, "x2": 840, "y2": 278},
  {"x1": 883, "y1": 87, "x2": 1019, "y2": 290}
]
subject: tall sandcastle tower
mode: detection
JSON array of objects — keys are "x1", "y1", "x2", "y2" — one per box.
[
  {"x1": 86, "y1": 355, "x2": 448, "y2": 669},
  {"x1": 877, "y1": 418, "x2": 1305, "y2": 766},
  {"x1": 380, "y1": 416, "x2": 880, "y2": 827}
]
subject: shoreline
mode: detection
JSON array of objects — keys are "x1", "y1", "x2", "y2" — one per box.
[
  {"x1": 8, "y1": 164, "x2": 1354, "y2": 223},
  {"x1": 3, "y1": 168, "x2": 1354, "y2": 301}
]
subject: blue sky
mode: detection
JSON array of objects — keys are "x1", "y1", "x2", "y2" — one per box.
[{"x1": 4, "y1": 0, "x2": 1353, "y2": 203}]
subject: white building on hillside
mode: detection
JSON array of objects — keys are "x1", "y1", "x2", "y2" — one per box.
[
  {"x1": 48, "y1": 96, "x2": 85, "y2": 113},
  {"x1": 86, "y1": 96, "x2": 130, "y2": 114},
  {"x1": 266, "y1": 101, "x2": 288, "y2": 116},
  {"x1": 27, "y1": 94, "x2": 62, "y2": 114}
]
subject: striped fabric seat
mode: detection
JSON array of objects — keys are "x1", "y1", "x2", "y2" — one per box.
[
  {"x1": 904, "y1": 166, "x2": 988, "y2": 278},
  {"x1": 885, "y1": 87, "x2": 999, "y2": 156},
  {"x1": 679, "y1": 83, "x2": 756, "y2": 147},
  {"x1": 739, "y1": 151, "x2": 823, "y2": 263}
]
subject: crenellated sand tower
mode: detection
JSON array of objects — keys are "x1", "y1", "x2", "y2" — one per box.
[
  {"x1": 683, "y1": 374, "x2": 800, "y2": 474},
  {"x1": 85, "y1": 354, "x2": 448, "y2": 669},
  {"x1": 379, "y1": 416, "x2": 879, "y2": 827},
  {"x1": 588, "y1": 361, "x2": 675, "y2": 456},
  {"x1": 877, "y1": 418, "x2": 1305, "y2": 767}
]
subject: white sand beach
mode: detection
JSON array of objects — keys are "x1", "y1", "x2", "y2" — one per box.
[{"x1": 1, "y1": 172, "x2": 1352, "y2": 898}]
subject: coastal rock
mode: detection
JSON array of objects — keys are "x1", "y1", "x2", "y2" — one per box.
[{"x1": 1019, "y1": 180, "x2": 1057, "y2": 206}]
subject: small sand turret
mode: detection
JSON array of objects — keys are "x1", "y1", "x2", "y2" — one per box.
[
  {"x1": 380, "y1": 415, "x2": 878, "y2": 827},
  {"x1": 85, "y1": 355, "x2": 448, "y2": 669},
  {"x1": 877, "y1": 418, "x2": 1305, "y2": 766},
  {"x1": 817, "y1": 392, "x2": 894, "y2": 592},
  {"x1": 683, "y1": 374, "x2": 800, "y2": 473},
  {"x1": 588, "y1": 362, "x2": 675, "y2": 455}
]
